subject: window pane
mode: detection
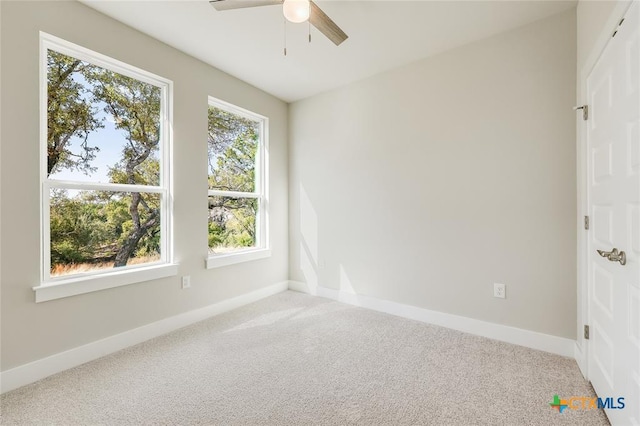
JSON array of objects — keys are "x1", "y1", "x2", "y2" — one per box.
[
  {"x1": 49, "y1": 189, "x2": 161, "y2": 277},
  {"x1": 46, "y1": 50, "x2": 161, "y2": 186},
  {"x1": 207, "y1": 106, "x2": 259, "y2": 193},
  {"x1": 208, "y1": 196, "x2": 258, "y2": 254}
]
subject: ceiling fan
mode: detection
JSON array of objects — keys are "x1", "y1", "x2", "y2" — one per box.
[{"x1": 209, "y1": 0, "x2": 348, "y2": 46}]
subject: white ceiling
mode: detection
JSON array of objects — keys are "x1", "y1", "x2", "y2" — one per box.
[{"x1": 81, "y1": 0, "x2": 576, "y2": 102}]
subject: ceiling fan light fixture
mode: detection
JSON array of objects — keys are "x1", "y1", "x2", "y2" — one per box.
[{"x1": 283, "y1": 0, "x2": 310, "y2": 23}]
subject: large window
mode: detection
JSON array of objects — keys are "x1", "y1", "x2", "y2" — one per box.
[
  {"x1": 207, "y1": 97, "x2": 268, "y2": 268},
  {"x1": 38, "y1": 33, "x2": 174, "y2": 299}
]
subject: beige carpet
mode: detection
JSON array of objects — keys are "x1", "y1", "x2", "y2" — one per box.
[{"x1": 1, "y1": 291, "x2": 608, "y2": 425}]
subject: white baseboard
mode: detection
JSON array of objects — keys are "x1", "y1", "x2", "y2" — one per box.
[
  {"x1": 288, "y1": 280, "x2": 320, "y2": 295},
  {"x1": 0, "y1": 281, "x2": 289, "y2": 394},
  {"x1": 289, "y1": 281, "x2": 575, "y2": 358},
  {"x1": 575, "y1": 342, "x2": 588, "y2": 379}
]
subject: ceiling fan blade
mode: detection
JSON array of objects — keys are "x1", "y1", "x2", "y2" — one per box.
[
  {"x1": 309, "y1": 1, "x2": 348, "y2": 46},
  {"x1": 209, "y1": 0, "x2": 282, "y2": 12}
]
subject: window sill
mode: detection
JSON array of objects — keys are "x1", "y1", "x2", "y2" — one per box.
[
  {"x1": 33, "y1": 263, "x2": 179, "y2": 303},
  {"x1": 205, "y1": 248, "x2": 271, "y2": 269}
]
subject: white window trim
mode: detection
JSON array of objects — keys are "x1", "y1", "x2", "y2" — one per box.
[
  {"x1": 33, "y1": 264, "x2": 179, "y2": 303},
  {"x1": 206, "y1": 97, "x2": 269, "y2": 269},
  {"x1": 205, "y1": 248, "x2": 271, "y2": 269},
  {"x1": 37, "y1": 32, "x2": 175, "y2": 301}
]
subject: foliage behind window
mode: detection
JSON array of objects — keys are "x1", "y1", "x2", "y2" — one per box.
[
  {"x1": 46, "y1": 49, "x2": 165, "y2": 277},
  {"x1": 207, "y1": 106, "x2": 261, "y2": 254}
]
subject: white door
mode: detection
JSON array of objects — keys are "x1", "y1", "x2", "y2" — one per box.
[{"x1": 587, "y1": 2, "x2": 640, "y2": 425}]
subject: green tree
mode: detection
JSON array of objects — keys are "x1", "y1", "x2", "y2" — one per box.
[
  {"x1": 47, "y1": 50, "x2": 162, "y2": 272},
  {"x1": 207, "y1": 107, "x2": 259, "y2": 252},
  {"x1": 46, "y1": 51, "x2": 103, "y2": 176},
  {"x1": 49, "y1": 189, "x2": 113, "y2": 266},
  {"x1": 208, "y1": 107, "x2": 258, "y2": 192},
  {"x1": 87, "y1": 69, "x2": 162, "y2": 267}
]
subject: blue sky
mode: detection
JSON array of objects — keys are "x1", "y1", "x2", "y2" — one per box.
[
  {"x1": 49, "y1": 113, "x2": 125, "y2": 184},
  {"x1": 48, "y1": 67, "x2": 158, "y2": 185}
]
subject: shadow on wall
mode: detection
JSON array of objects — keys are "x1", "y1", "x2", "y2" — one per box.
[
  {"x1": 299, "y1": 183, "x2": 318, "y2": 288},
  {"x1": 298, "y1": 182, "x2": 360, "y2": 299},
  {"x1": 339, "y1": 264, "x2": 356, "y2": 295}
]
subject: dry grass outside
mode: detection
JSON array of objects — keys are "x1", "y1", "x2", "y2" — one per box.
[{"x1": 51, "y1": 254, "x2": 161, "y2": 277}]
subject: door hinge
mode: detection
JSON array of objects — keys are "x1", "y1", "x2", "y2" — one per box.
[
  {"x1": 584, "y1": 215, "x2": 590, "y2": 230},
  {"x1": 574, "y1": 105, "x2": 588, "y2": 120},
  {"x1": 612, "y1": 18, "x2": 625, "y2": 38},
  {"x1": 584, "y1": 325, "x2": 590, "y2": 340}
]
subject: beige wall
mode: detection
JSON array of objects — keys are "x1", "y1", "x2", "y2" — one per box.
[
  {"x1": 0, "y1": 1, "x2": 288, "y2": 370},
  {"x1": 577, "y1": 0, "x2": 621, "y2": 72},
  {"x1": 289, "y1": 10, "x2": 577, "y2": 338}
]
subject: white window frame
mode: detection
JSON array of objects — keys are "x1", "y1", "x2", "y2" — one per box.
[
  {"x1": 206, "y1": 97, "x2": 270, "y2": 269},
  {"x1": 34, "y1": 33, "x2": 176, "y2": 302}
]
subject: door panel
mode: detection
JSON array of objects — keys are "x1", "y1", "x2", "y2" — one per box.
[
  {"x1": 593, "y1": 264, "x2": 614, "y2": 317},
  {"x1": 593, "y1": 143, "x2": 614, "y2": 181},
  {"x1": 587, "y1": 2, "x2": 640, "y2": 425},
  {"x1": 593, "y1": 205, "x2": 614, "y2": 245},
  {"x1": 629, "y1": 121, "x2": 640, "y2": 173}
]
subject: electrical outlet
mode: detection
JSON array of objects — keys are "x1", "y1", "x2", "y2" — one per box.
[
  {"x1": 181, "y1": 276, "x2": 191, "y2": 289},
  {"x1": 493, "y1": 283, "x2": 506, "y2": 299}
]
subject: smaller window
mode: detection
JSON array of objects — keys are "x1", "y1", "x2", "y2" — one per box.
[{"x1": 206, "y1": 98, "x2": 268, "y2": 267}]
